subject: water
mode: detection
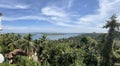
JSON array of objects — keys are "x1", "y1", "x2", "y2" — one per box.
[{"x1": 32, "y1": 33, "x2": 81, "y2": 40}]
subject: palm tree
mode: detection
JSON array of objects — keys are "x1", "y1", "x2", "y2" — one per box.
[
  {"x1": 21, "y1": 34, "x2": 35, "y2": 58},
  {"x1": 101, "y1": 15, "x2": 120, "y2": 66},
  {"x1": 24, "y1": 33, "x2": 32, "y2": 41}
]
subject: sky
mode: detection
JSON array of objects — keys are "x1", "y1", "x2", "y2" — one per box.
[{"x1": 0, "y1": 0, "x2": 120, "y2": 33}]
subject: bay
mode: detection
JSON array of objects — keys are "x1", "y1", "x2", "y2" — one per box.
[{"x1": 32, "y1": 33, "x2": 81, "y2": 40}]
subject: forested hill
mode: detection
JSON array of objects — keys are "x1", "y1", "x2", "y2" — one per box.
[{"x1": 54, "y1": 33, "x2": 105, "y2": 44}]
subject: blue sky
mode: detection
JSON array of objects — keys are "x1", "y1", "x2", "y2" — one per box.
[{"x1": 0, "y1": 0, "x2": 120, "y2": 33}]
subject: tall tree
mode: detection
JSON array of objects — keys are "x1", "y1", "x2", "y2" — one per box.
[
  {"x1": 101, "y1": 15, "x2": 120, "y2": 66},
  {"x1": 21, "y1": 34, "x2": 34, "y2": 56}
]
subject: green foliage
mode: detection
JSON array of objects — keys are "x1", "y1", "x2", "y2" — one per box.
[
  {"x1": 0, "y1": 33, "x2": 99, "y2": 66},
  {"x1": 83, "y1": 53, "x2": 98, "y2": 66},
  {"x1": 0, "y1": 56, "x2": 41, "y2": 66},
  {"x1": 0, "y1": 63, "x2": 17, "y2": 66},
  {"x1": 101, "y1": 15, "x2": 120, "y2": 66},
  {"x1": 15, "y1": 56, "x2": 40, "y2": 66}
]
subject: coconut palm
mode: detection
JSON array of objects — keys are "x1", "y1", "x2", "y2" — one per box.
[{"x1": 20, "y1": 34, "x2": 35, "y2": 58}]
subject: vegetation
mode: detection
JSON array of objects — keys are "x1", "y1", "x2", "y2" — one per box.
[
  {"x1": 0, "y1": 15, "x2": 120, "y2": 66},
  {"x1": 101, "y1": 15, "x2": 120, "y2": 66}
]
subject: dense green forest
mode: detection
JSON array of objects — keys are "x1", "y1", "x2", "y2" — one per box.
[{"x1": 0, "y1": 15, "x2": 120, "y2": 66}]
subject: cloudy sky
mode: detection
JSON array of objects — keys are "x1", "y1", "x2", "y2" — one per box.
[{"x1": 0, "y1": 0, "x2": 120, "y2": 33}]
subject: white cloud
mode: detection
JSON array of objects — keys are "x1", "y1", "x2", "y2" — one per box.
[
  {"x1": 76, "y1": 0, "x2": 120, "y2": 28},
  {"x1": 3, "y1": 25, "x2": 106, "y2": 33},
  {"x1": 50, "y1": 16, "x2": 71, "y2": 23},
  {"x1": 3, "y1": 15, "x2": 73, "y2": 27},
  {"x1": 15, "y1": 4, "x2": 29, "y2": 9},
  {"x1": 3, "y1": 16, "x2": 46, "y2": 21},
  {"x1": 4, "y1": 26, "x2": 28, "y2": 30},
  {"x1": 3, "y1": 26, "x2": 66, "y2": 33},
  {"x1": 0, "y1": 4, "x2": 29, "y2": 9},
  {"x1": 52, "y1": 22, "x2": 73, "y2": 27},
  {"x1": 41, "y1": 6, "x2": 67, "y2": 17},
  {"x1": 41, "y1": 6, "x2": 74, "y2": 27}
]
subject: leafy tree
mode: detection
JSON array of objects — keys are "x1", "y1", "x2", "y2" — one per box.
[
  {"x1": 83, "y1": 53, "x2": 98, "y2": 66},
  {"x1": 80, "y1": 36, "x2": 98, "y2": 66},
  {"x1": 101, "y1": 15, "x2": 120, "y2": 66}
]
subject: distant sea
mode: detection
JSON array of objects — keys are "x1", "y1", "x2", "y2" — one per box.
[{"x1": 31, "y1": 33, "x2": 81, "y2": 40}]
